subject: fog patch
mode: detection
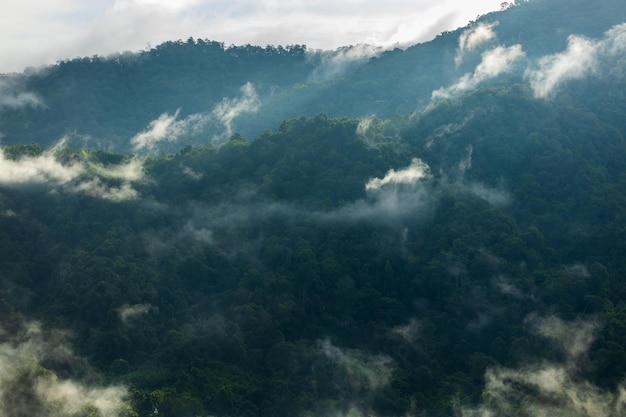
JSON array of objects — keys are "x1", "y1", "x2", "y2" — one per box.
[
  {"x1": 131, "y1": 109, "x2": 208, "y2": 152},
  {"x1": 0, "y1": 148, "x2": 83, "y2": 186},
  {"x1": 308, "y1": 44, "x2": 384, "y2": 81},
  {"x1": 526, "y1": 35, "x2": 599, "y2": 99},
  {"x1": 365, "y1": 158, "x2": 430, "y2": 191},
  {"x1": 525, "y1": 314, "x2": 599, "y2": 360},
  {"x1": 71, "y1": 177, "x2": 140, "y2": 201},
  {"x1": 318, "y1": 339, "x2": 394, "y2": 392},
  {"x1": 456, "y1": 22, "x2": 499, "y2": 65},
  {"x1": 116, "y1": 303, "x2": 153, "y2": 324},
  {"x1": 181, "y1": 165, "x2": 203, "y2": 180},
  {"x1": 391, "y1": 318, "x2": 422, "y2": 346},
  {"x1": 212, "y1": 82, "x2": 259, "y2": 140},
  {"x1": 0, "y1": 144, "x2": 145, "y2": 201},
  {"x1": 494, "y1": 276, "x2": 529, "y2": 300},
  {"x1": 460, "y1": 315, "x2": 626, "y2": 417},
  {"x1": 356, "y1": 115, "x2": 375, "y2": 136},
  {"x1": 452, "y1": 144, "x2": 512, "y2": 207},
  {"x1": 461, "y1": 182, "x2": 511, "y2": 207},
  {"x1": 0, "y1": 321, "x2": 129, "y2": 417},
  {"x1": 526, "y1": 23, "x2": 626, "y2": 98},
  {"x1": 433, "y1": 44, "x2": 525, "y2": 99},
  {"x1": 317, "y1": 158, "x2": 436, "y2": 225},
  {"x1": 0, "y1": 77, "x2": 43, "y2": 110},
  {"x1": 565, "y1": 263, "x2": 590, "y2": 278}
]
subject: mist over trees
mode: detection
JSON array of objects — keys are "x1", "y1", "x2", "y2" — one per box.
[{"x1": 1, "y1": 0, "x2": 626, "y2": 416}]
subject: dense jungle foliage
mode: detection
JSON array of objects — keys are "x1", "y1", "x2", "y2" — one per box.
[
  {"x1": 2, "y1": 80, "x2": 626, "y2": 416},
  {"x1": 1, "y1": 0, "x2": 626, "y2": 416}
]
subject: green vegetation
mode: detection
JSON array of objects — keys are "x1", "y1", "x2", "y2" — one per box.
[{"x1": 1, "y1": 0, "x2": 626, "y2": 415}]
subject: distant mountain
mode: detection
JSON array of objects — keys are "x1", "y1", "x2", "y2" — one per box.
[{"x1": 0, "y1": 0, "x2": 624, "y2": 153}]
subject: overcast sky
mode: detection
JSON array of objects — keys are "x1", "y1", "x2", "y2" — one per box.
[{"x1": 1, "y1": 0, "x2": 503, "y2": 74}]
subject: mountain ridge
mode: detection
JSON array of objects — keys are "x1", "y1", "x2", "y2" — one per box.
[{"x1": 1, "y1": 0, "x2": 626, "y2": 416}]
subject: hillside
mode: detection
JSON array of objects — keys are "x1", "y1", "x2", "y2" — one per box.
[
  {"x1": 1, "y1": 0, "x2": 625, "y2": 153},
  {"x1": 1, "y1": 0, "x2": 626, "y2": 416}
]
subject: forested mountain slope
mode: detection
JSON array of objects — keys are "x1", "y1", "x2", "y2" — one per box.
[
  {"x1": 1, "y1": 77, "x2": 626, "y2": 415},
  {"x1": 1, "y1": 0, "x2": 626, "y2": 416}
]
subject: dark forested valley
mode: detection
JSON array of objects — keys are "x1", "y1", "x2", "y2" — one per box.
[{"x1": 1, "y1": 0, "x2": 626, "y2": 416}]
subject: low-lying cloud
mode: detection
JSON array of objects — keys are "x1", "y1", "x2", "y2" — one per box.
[
  {"x1": 433, "y1": 44, "x2": 525, "y2": 99},
  {"x1": 130, "y1": 109, "x2": 208, "y2": 152},
  {"x1": 365, "y1": 158, "x2": 430, "y2": 191},
  {"x1": 0, "y1": 77, "x2": 43, "y2": 110},
  {"x1": 116, "y1": 303, "x2": 153, "y2": 324},
  {"x1": 526, "y1": 35, "x2": 599, "y2": 99},
  {"x1": 131, "y1": 82, "x2": 259, "y2": 151},
  {"x1": 212, "y1": 82, "x2": 259, "y2": 140},
  {"x1": 308, "y1": 45, "x2": 385, "y2": 81},
  {"x1": 526, "y1": 23, "x2": 626, "y2": 98},
  {"x1": 0, "y1": 144, "x2": 144, "y2": 201},
  {"x1": 0, "y1": 321, "x2": 129, "y2": 417},
  {"x1": 460, "y1": 315, "x2": 626, "y2": 417},
  {"x1": 455, "y1": 21, "x2": 499, "y2": 65},
  {"x1": 319, "y1": 339, "x2": 394, "y2": 391}
]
